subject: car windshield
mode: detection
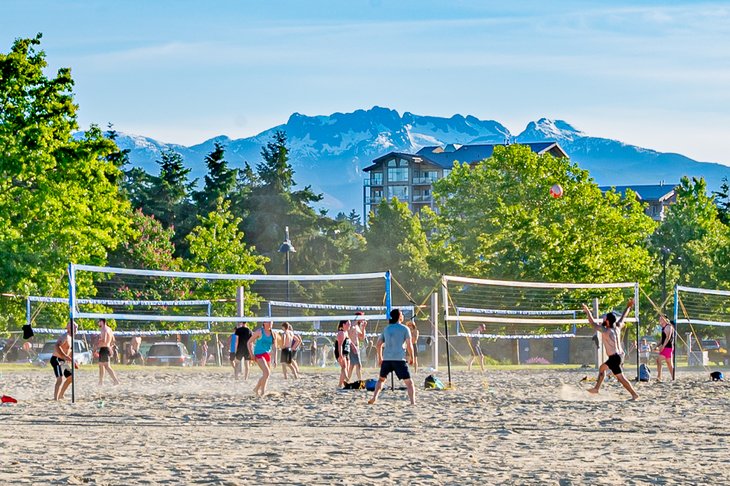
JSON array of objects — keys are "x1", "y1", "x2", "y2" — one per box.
[
  {"x1": 148, "y1": 344, "x2": 182, "y2": 357},
  {"x1": 41, "y1": 342, "x2": 56, "y2": 354}
]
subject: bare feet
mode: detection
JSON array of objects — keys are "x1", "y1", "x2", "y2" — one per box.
[
  {"x1": 587, "y1": 387, "x2": 599, "y2": 394},
  {"x1": 368, "y1": 398, "x2": 376, "y2": 405}
]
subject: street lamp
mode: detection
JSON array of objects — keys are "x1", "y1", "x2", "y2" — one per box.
[
  {"x1": 661, "y1": 246, "x2": 671, "y2": 312},
  {"x1": 278, "y1": 226, "x2": 296, "y2": 302}
]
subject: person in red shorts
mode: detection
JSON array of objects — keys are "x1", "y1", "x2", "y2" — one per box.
[
  {"x1": 656, "y1": 315, "x2": 675, "y2": 381},
  {"x1": 248, "y1": 321, "x2": 277, "y2": 397}
]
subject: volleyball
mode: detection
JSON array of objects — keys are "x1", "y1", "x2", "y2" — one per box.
[{"x1": 549, "y1": 184, "x2": 563, "y2": 198}]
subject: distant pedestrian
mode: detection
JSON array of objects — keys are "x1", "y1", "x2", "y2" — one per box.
[
  {"x1": 348, "y1": 312, "x2": 367, "y2": 381},
  {"x1": 96, "y1": 319, "x2": 120, "y2": 386}
]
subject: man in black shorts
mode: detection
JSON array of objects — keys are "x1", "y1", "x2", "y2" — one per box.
[
  {"x1": 368, "y1": 309, "x2": 416, "y2": 405},
  {"x1": 233, "y1": 322, "x2": 252, "y2": 380},
  {"x1": 51, "y1": 321, "x2": 76, "y2": 400},
  {"x1": 581, "y1": 299, "x2": 639, "y2": 400}
]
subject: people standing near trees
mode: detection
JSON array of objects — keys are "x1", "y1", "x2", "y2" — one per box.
[
  {"x1": 248, "y1": 321, "x2": 277, "y2": 397},
  {"x1": 348, "y1": 312, "x2": 367, "y2": 381},
  {"x1": 581, "y1": 299, "x2": 639, "y2": 400},
  {"x1": 51, "y1": 320, "x2": 76, "y2": 400},
  {"x1": 280, "y1": 322, "x2": 302, "y2": 379},
  {"x1": 468, "y1": 323, "x2": 486, "y2": 372},
  {"x1": 96, "y1": 318, "x2": 120, "y2": 386},
  {"x1": 656, "y1": 315, "x2": 675, "y2": 381},
  {"x1": 335, "y1": 320, "x2": 351, "y2": 387},
  {"x1": 368, "y1": 309, "x2": 416, "y2": 405}
]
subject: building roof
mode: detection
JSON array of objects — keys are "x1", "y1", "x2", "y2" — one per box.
[
  {"x1": 364, "y1": 141, "x2": 568, "y2": 172},
  {"x1": 598, "y1": 184, "x2": 677, "y2": 202}
]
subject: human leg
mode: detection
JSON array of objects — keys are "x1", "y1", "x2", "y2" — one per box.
[
  {"x1": 403, "y1": 378, "x2": 416, "y2": 405},
  {"x1": 104, "y1": 363, "x2": 120, "y2": 385},
  {"x1": 656, "y1": 357, "x2": 664, "y2": 381},
  {"x1": 368, "y1": 377, "x2": 387, "y2": 404},
  {"x1": 54, "y1": 376, "x2": 63, "y2": 400},
  {"x1": 589, "y1": 363, "x2": 609, "y2": 393},
  {"x1": 243, "y1": 358, "x2": 250, "y2": 380},
  {"x1": 58, "y1": 376, "x2": 73, "y2": 400},
  {"x1": 615, "y1": 373, "x2": 639, "y2": 400},
  {"x1": 98, "y1": 363, "x2": 105, "y2": 385}
]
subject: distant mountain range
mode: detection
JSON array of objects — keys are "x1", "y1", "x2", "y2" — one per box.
[{"x1": 108, "y1": 106, "x2": 730, "y2": 214}]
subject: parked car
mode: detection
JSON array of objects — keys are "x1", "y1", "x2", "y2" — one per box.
[
  {"x1": 145, "y1": 342, "x2": 193, "y2": 366},
  {"x1": 702, "y1": 339, "x2": 728, "y2": 365},
  {"x1": 37, "y1": 340, "x2": 93, "y2": 365}
]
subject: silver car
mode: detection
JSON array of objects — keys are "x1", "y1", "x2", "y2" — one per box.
[{"x1": 37, "y1": 340, "x2": 93, "y2": 365}]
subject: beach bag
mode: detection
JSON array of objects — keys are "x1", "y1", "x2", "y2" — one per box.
[
  {"x1": 343, "y1": 380, "x2": 365, "y2": 390},
  {"x1": 365, "y1": 379, "x2": 378, "y2": 391},
  {"x1": 639, "y1": 363, "x2": 651, "y2": 382},
  {"x1": 424, "y1": 374, "x2": 445, "y2": 390},
  {"x1": 22, "y1": 323, "x2": 34, "y2": 340},
  {"x1": 710, "y1": 371, "x2": 724, "y2": 381}
]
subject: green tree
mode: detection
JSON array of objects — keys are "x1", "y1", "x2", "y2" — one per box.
[
  {"x1": 426, "y1": 144, "x2": 655, "y2": 285},
  {"x1": 186, "y1": 199, "x2": 268, "y2": 316},
  {"x1": 360, "y1": 198, "x2": 434, "y2": 299},
  {"x1": 0, "y1": 35, "x2": 132, "y2": 333},
  {"x1": 193, "y1": 141, "x2": 238, "y2": 216},
  {"x1": 712, "y1": 177, "x2": 730, "y2": 226},
  {"x1": 241, "y1": 131, "x2": 356, "y2": 276}
]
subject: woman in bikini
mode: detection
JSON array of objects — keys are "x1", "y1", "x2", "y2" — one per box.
[{"x1": 335, "y1": 320, "x2": 351, "y2": 388}]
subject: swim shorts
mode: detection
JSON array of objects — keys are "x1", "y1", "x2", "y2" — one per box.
[
  {"x1": 659, "y1": 347, "x2": 673, "y2": 359},
  {"x1": 378, "y1": 360, "x2": 411, "y2": 381},
  {"x1": 98, "y1": 346, "x2": 111, "y2": 363},
  {"x1": 50, "y1": 356, "x2": 65, "y2": 378},
  {"x1": 255, "y1": 352, "x2": 271, "y2": 363},
  {"x1": 605, "y1": 354, "x2": 623, "y2": 375}
]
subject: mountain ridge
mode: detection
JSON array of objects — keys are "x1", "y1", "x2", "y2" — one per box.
[{"x1": 107, "y1": 107, "x2": 730, "y2": 213}]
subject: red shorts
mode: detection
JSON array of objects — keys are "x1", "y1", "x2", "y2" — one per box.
[
  {"x1": 255, "y1": 352, "x2": 271, "y2": 363},
  {"x1": 659, "y1": 347, "x2": 673, "y2": 359}
]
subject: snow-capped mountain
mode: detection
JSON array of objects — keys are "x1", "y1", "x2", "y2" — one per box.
[{"x1": 106, "y1": 107, "x2": 730, "y2": 214}]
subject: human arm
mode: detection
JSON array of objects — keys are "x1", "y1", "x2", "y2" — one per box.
[
  {"x1": 581, "y1": 304, "x2": 603, "y2": 331},
  {"x1": 247, "y1": 330, "x2": 261, "y2": 358},
  {"x1": 55, "y1": 335, "x2": 72, "y2": 361},
  {"x1": 406, "y1": 329, "x2": 414, "y2": 365},
  {"x1": 376, "y1": 336, "x2": 384, "y2": 365},
  {"x1": 616, "y1": 298, "x2": 635, "y2": 328},
  {"x1": 336, "y1": 332, "x2": 345, "y2": 363},
  {"x1": 357, "y1": 322, "x2": 367, "y2": 340}
]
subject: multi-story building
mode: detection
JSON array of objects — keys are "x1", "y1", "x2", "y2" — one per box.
[
  {"x1": 362, "y1": 142, "x2": 568, "y2": 222},
  {"x1": 598, "y1": 183, "x2": 677, "y2": 221}
]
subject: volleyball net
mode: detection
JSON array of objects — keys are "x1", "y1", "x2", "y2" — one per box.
[
  {"x1": 440, "y1": 275, "x2": 640, "y2": 374},
  {"x1": 674, "y1": 285, "x2": 730, "y2": 368}
]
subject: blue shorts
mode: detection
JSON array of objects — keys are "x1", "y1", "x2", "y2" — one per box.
[{"x1": 378, "y1": 360, "x2": 411, "y2": 381}]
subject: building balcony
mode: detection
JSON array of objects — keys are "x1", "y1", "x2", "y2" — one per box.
[
  {"x1": 365, "y1": 196, "x2": 383, "y2": 205},
  {"x1": 412, "y1": 176, "x2": 439, "y2": 185},
  {"x1": 412, "y1": 195, "x2": 433, "y2": 203},
  {"x1": 364, "y1": 179, "x2": 383, "y2": 187}
]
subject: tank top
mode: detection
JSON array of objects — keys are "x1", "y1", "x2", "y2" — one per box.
[
  {"x1": 253, "y1": 328, "x2": 274, "y2": 355},
  {"x1": 661, "y1": 327, "x2": 673, "y2": 349}
]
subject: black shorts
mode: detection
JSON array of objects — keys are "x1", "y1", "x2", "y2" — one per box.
[
  {"x1": 98, "y1": 347, "x2": 111, "y2": 363},
  {"x1": 379, "y1": 360, "x2": 411, "y2": 381},
  {"x1": 50, "y1": 356, "x2": 65, "y2": 378},
  {"x1": 280, "y1": 348, "x2": 294, "y2": 364},
  {"x1": 605, "y1": 354, "x2": 624, "y2": 375},
  {"x1": 236, "y1": 348, "x2": 250, "y2": 361},
  {"x1": 334, "y1": 347, "x2": 349, "y2": 360}
]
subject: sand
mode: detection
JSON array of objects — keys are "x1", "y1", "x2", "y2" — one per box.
[{"x1": 1, "y1": 365, "x2": 728, "y2": 485}]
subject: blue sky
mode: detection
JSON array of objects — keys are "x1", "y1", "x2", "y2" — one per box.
[{"x1": 2, "y1": 0, "x2": 729, "y2": 165}]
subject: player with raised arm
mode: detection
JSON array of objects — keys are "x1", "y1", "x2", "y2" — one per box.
[{"x1": 581, "y1": 299, "x2": 639, "y2": 400}]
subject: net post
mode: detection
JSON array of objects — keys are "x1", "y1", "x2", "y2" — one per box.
[
  {"x1": 431, "y1": 291, "x2": 439, "y2": 371},
  {"x1": 634, "y1": 283, "x2": 640, "y2": 381},
  {"x1": 441, "y1": 276, "x2": 452, "y2": 387},
  {"x1": 593, "y1": 298, "x2": 601, "y2": 369},
  {"x1": 68, "y1": 263, "x2": 76, "y2": 404},
  {"x1": 673, "y1": 284, "x2": 679, "y2": 380},
  {"x1": 384, "y1": 271, "x2": 392, "y2": 316}
]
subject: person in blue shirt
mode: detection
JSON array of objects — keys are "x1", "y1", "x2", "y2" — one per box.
[{"x1": 368, "y1": 309, "x2": 416, "y2": 405}]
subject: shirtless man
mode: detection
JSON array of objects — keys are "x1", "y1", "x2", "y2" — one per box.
[
  {"x1": 51, "y1": 321, "x2": 76, "y2": 400},
  {"x1": 348, "y1": 312, "x2": 368, "y2": 381},
  {"x1": 280, "y1": 322, "x2": 302, "y2": 379},
  {"x1": 581, "y1": 299, "x2": 639, "y2": 400},
  {"x1": 129, "y1": 334, "x2": 144, "y2": 365},
  {"x1": 96, "y1": 319, "x2": 120, "y2": 386}
]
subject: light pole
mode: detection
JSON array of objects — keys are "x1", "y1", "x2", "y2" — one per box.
[
  {"x1": 278, "y1": 226, "x2": 296, "y2": 303},
  {"x1": 661, "y1": 246, "x2": 671, "y2": 312}
]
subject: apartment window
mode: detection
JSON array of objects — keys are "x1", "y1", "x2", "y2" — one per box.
[
  {"x1": 388, "y1": 186, "x2": 409, "y2": 201},
  {"x1": 387, "y1": 159, "x2": 397, "y2": 167},
  {"x1": 388, "y1": 167, "x2": 408, "y2": 182},
  {"x1": 370, "y1": 172, "x2": 383, "y2": 185},
  {"x1": 400, "y1": 158, "x2": 409, "y2": 167},
  {"x1": 443, "y1": 169, "x2": 452, "y2": 178}
]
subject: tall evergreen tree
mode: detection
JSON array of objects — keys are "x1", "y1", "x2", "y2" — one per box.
[{"x1": 193, "y1": 141, "x2": 238, "y2": 216}]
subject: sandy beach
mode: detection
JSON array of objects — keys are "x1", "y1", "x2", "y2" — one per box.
[{"x1": 1, "y1": 365, "x2": 728, "y2": 485}]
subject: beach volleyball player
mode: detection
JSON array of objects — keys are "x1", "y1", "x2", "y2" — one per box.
[
  {"x1": 581, "y1": 299, "x2": 639, "y2": 400},
  {"x1": 368, "y1": 309, "x2": 416, "y2": 405},
  {"x1": 248, "y1": 321, "x2": 276, "y2": 397}
]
